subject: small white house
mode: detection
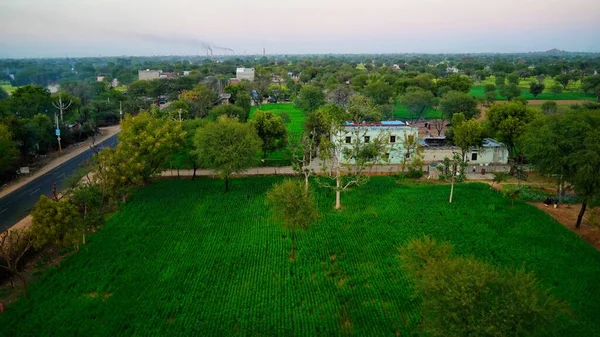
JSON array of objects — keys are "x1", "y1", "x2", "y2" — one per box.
[
  {"x1": 236, "y1": 68, "x2": 255, "y2": 82},
  {"x1": 333, "y1": 121, "x2": 420, "y2": 164},
  {"x1": 422, "y1": 138, "x2": 509, "y2": 165}
]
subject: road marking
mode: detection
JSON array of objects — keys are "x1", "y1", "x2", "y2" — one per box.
[
  {"x1": 0, "y1": 209, "x2": 6, "y2": 214},
  {"x1": 57, "y1": 173, "x2": 65, "y2": 178},
  {"x1": 28, "y1": 188, "x2": 40, "y2": 195}
]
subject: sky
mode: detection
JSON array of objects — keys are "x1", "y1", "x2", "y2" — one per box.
[{"x1": 0, "y1": 0, "x2": 599, "y2": 58}]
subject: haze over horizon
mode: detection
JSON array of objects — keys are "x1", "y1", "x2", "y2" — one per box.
[{"x1": 1, "y1": 0, "x2": 599, "y2": 58}]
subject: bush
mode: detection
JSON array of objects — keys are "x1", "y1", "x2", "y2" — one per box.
[
  {"x1": 400, "y1": 237, "x2": 566, "y2": 337},
  {"x1": 406, "y1": 168, "x2": 423, "y2": 179}
]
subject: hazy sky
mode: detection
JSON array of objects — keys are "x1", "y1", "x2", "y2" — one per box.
[{"x1": 1, "y1": 0, "x2": 599, "y2": 58}]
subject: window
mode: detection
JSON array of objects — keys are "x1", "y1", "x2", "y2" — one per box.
[
  {"x1": 364, "y1": 136, "x2": 370, "y2": 143},
  {"x1": 384, "y1": 153, "x2": 390, "y2": 160},
  {"x1": 390, "y1": 135, "x2": 396, "y2": 143},
  {"x1": 405, "y1": 152, "x2": 411, "y2": 159},
  {"x1": 345, "y1": 136, "x2": 352, "y2": 144},
  {"x1": 471, "y1": 152, "x2": 478, "y2": 161}
]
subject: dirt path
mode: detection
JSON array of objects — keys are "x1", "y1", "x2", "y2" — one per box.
[
  {"x1": 531, "y1": 203, "x2": 600, "y2": 251},
  {"x1": 0, "y1": 126, "x2": 121, "y2": 199}
]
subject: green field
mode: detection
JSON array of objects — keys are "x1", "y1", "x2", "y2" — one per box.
[
  {"x1": 393, "y1": 104, "x2": 441, "y2": 120},
  {"x1": 1, "y1": 83, "x2": 18, "y2": 95},
  {"x1": 249, "y1": 103, "x2": 306, "y2": 163},
  {"x1": 470, "y1": 76, "x2": 596, "y2": 101},
  {"x1": 1, "y1": 177, "x2": 599, "y2": 336}
]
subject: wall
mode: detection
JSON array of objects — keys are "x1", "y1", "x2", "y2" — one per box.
[{"x1": 334, "y1": 126, "x2": 419, "y2": 164}]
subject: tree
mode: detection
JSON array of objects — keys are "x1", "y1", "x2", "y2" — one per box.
[
  {"x1": 484, "y1": 83, "x2": 496, "y2": 103},
  {"x1": 500, "y1": 83, "x2": 521, "y2": 101},
  {"x1": 522, "y1": 111, "x2": 600, "y2": 228},
  {"x1": 399, "y1": 87, "x2": 436, "y2": 123},
  {"x1": 319, "y1": 99, "x2": 390, "y2": 209},
  {"x1": 437, "y1": 74, "x2": 473, "y2": 93},
  {"x1": 70, "y1": 183, "x2": 105, "y2": 246},
  {"x1": 250, "y1": 110, "x2": 288, "y2": 161},
  {"x1": 506, "y1": 71, "x2": 521, "y2": 85},
  {"x1": 488, "y1": 102, "x2": 539, "y2": 173},
  {"x1": 208, "y1": 105, "x2": 247, "y2": 122},
  {"x1": 326, "y1": 85, "x2": 353, "y2": 108},
  {"x1": 529, "y1": 82, "x2": 545, "y2": 99},
  {"x1": 554, "y1": 73, "x2": 571, "y2": 90},
  {"x1": 295, "y1": 85, "x2": 325, "y2": 112},
  {"x1": 180, "y1": 84, "x2": 217, "y2": 118},
  {"x1": 304, "y1": 104, "x2": 345, "y2": 147},
  {"x1": 541, "y1": 101, "x2": 558, "y2": 114},
  {"x1": 550, "y1": 83, "x2": 563, "y2": 98},
  {"x1": 451, "y1": 114, "x2": 484, "y2": 162},
  {"x1": 400, "y1": 237, "x2": 563, "y2": 337},
  {"x1": 194, "y1": 116, "x2": 262, "y2": 192},
  {"x1": 181, "y1": 119, "x2": 207, "y2": 179},
  {"x1": 8, "y1": 85, "x2": 53, "y2": 118},
  {"x1": 289, "y1": 130, "x2": 319, "y2": 192},
  {"x1": 0, "y1": 124, "x2": 19, "y2": 176},
  {"x1": 235, "y1": 92, "x2": 252, "y2": 117},
  {"x1": 0, "y1": 86, "x2": 9, "y2": 100},
  {"x1": 439, "y1": 90, "x2": 479, "y2": 124},
  {"x1": 365, "y1": 80, "x2": 395, "y2": 105},
  {"x1": 0, "y1": 229, "x2": 34, "y2": 297},
  {"x1": 266, "y1": 180, "x2": 319, "y2": 260},
  {"x1": 582, "y1": 75, "x2": 600, "y2": 101},
  {"x1": 93, "y1": 112, "x2": 185, "y2": 200},
  {"x1": 30, "y1": 195, "x2": 82, "y2": 250},
  {"x1": 29, "y1": 113, "x2": 54, "y2": 154}
]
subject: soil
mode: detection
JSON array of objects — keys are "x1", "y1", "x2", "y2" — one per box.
[{"x1": 531, "y1": 203, "x2": 600, "y2": 251}]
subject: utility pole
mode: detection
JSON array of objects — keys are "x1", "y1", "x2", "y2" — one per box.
[
  {"x1": 54, "y1": 112, "x2": 62, "y2": 153},
  {"x1": 119, "y1": 101, "x2": 123, "y2": 122},
  {"x1": 178, "y1": 108, "x2": 182, "y2": 122},
  {"x1": 52, "y1": 94, "x2": 72, "y2": 123}
]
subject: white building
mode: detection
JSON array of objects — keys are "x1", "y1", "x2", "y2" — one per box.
[
  {"x1": 236, "y1": 68, "x2": 255, "y2": 82},
  {"x1": 334, "y1": 121, "x2": 420, "y2": 164},
  {"x1": 138, "y1": 69, "x2": 161, "y2": 81},
  {"x1": 422, "y1": 138, "x2": 509, "y2": 165}
]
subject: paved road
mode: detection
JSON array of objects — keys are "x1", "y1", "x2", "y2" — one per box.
[{"x1": 0, "y1": 134, "x2": 118, "y2": 231}]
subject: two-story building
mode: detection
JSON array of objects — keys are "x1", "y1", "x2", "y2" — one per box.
[
  {"x1": 236, "y1": 68, "x2": 255, "y2": 82},
  {"x1": 334, "y1": 121, "x2": 420, "y2": 164}
]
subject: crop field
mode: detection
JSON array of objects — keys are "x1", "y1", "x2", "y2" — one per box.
[
  {"x1": 1, "y1": 177, "x2": 599, "y2": 336},
  {"x1": 393, "y1": 104, "x2": 441, "y2": 120},
  {"x1": 470, "y1": 76, "x2": 596, "y2": 101},
  {"x1": 1, "y1": 83, "x2": 18, "y2": 95},
  {"x1": 250, "y1": 103, "x2": 306, "y2": 163}
]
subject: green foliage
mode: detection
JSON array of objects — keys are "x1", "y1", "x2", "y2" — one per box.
[
  {"x1": 295, "y1": 85, "x2": 325, "y2": 112},
  {"x1": 1, "y1": 179, "x2": 597, "y2": 336},
  {"x1": 399, "y1": 87, "x2": 436, "y2": 122},
  {"x1": 235, "y1": 92, "x2": 252, "y2": 116},
  {"x1": 194, "y1": 116, "x2": 262, "y2": 191},
  {"x1": 0, "y1": 124, "x2": 19, "y2": 175},
  {"x1": 450, "y1": 115, "x2": 484, "y2": 161},
  {"x1": 7, "y1": 85, "x2": 53, "y2": 118},
  {"x1": 400, "y1": 237, "x2": 564, "y2": 337},
  {"x1": 266, "y1": 179, "x2": 319, "y2": 258},
  {"x1": 439, "y1": 91, "x2": 479, "y2": 120},
  {"x1": 179, "y1": 84, "x2": 217, "y2": 118},
  {"x1": 501, "y1": 83, "x2": 522, "y2": 101},
  {"x1": 250, "y1": 110, "x2": 288, "y2": 159},
  {"x1": 541, "y1": 101, "x2": 558, "y2": 114},
  {"x1": 208, "y1": 104, "x2": 247, "y2": 122},
  {"x1": 437, "y1": 74, "x2": 473, "y2": 93},
  {"x1": 529, "y1": 82, "x2": 546, "y2": 99},
  {"x1": 30, "y1": 195, "x2": 82, "y2": 249},
  {"x1": 492, "y1": 172, "x2": 510, "y2": 186}
]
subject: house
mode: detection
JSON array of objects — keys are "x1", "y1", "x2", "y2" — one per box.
[
  {"x1": 110, "y1": 78, "x2": 119, "y2": 88},
  {"x1": 446, "y1": 67, "x2": 459, "y2": 74},
  {"x1": 219, "y1": 93, "x2": 231, "y2": 105},
  {"x1": 333, "y1": 121, "x2": 420, "y2": 164},
  {"x1": 228, "y1": 78, "x2": 240, "y2": 86},
  {"x1": 182, "y1": 71, "x2": 191, "y2": 76},
  {"x1": 236, "y1": 68, "x2": 255, "y2": 82},
  {"x1": 138, "y1": 69, "x2": 161, "y2": 81},
  {"x1": 96, "y1": 76, "x2": 105, "y2": 82},
  {"x1": 159, "y1": 72, "x2": 177, "y2": 79},
  {"x1": 421, "y1": 137, "x2": 509, "y2": 165}
]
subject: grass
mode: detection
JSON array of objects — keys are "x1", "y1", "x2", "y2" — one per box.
[
  {"x1": 393, "y1": 104, "x2": 441, "y2": 120},
  {"x1": 249, "y1": 103, "x2": 306, "y2": 163},
  {"x1": 470, "y1": 76, "x2": 596, "y2": 101},
  {"x1": 1, "y1": 177, "x2": 599, "y2": 336},
  {"x1": 1, "y1": 83, "x2": 18, "y2": 95}
]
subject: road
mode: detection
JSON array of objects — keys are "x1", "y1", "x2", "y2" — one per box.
[{"x1": 0, "y1": 134, "x2": 118, "y2": 231}]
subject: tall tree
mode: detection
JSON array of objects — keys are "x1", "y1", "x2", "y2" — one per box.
[
  {"x1": 437, "y1": 74, "x2": 473, "y2": 93},
  {"x1": 326, "y1": 85, "x2": 353, "y2": 108},
  {"x1": 399, "y1": 87, "x2": 436, "y2": 123},
  {"x1": 439, "y1": 90, "x2": 479, "y2": 122},
  {"x1": 522, "y1": 111, "x2": 600, "y2": 228},
  {"x1": 266, "y1": 179, "x2": 319, "y2": 260},
  {"x1": 30, "y1": 196, "x2": 82, "y2": 250},
  {"x1": 250, "y1": 110, "x2": 288, "y2": 162},
  {"x1": 529, "y1": 82, "x2": 545, "y2": 99},
  {"x1": 0, "y1": 124, "x2": 19, "y2": 177},
  {"x1": 208, "y1": 105, "x2": 247, "y2": 122},
  {"x1": 550, "y1": 84, "x2": 563, "y2": 98},
  {"x1": 365, "y1": 80, "x2": 395, "y2": 105},
  {"x1": 295, "y1": 85, "x2": 325, "y2": 112},
  {"x1": 235, "y1": 92, "x2": 252, "y2": 117},
  {"x1": 500, "y1": 83, "x2": 521, "y2": 101},
  {"x1": 450, "y1": 113, "x2": 485, "y2": 162},
  {"x1": 487, "y1": 102, "x2": 539, "y2": 173},
  {"x1": 194, "y1": 116, "x2": 262, "y2": 192},
  {"x1": 484, "y1": 83, "x2": 496, "y2": 103},
  {"x1": 8, "y1": 85, "x2": 53, "y2": 118},
  {"x1": 0, "y1": 229, "x2": 34, "y2": 297},
  {"x1": 180, "y1": 84, "x2": 217, "y2": 118},
  {"x1": 554, "y1": 73, "x2": 571, "y2": 90}
]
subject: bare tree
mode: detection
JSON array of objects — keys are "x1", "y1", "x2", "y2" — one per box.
[
  {"x1": 290, "y1": 130, "x2": 319, "y2": 192},
  {"x1": 0, "y1": 229, "x2": 34, "y2": 297}
]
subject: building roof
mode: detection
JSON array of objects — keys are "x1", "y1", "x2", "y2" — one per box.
[
  {"x1": 343, "y1": 120, "x2": 410, "y2": 127},
  {"x1": 482, "y1": 138, "x2": 505, "y2": 147}
]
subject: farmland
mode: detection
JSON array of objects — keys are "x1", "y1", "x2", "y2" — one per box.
[
  {"x1": 1, "y1": 177, "x2": 599, "y2": 336},
  {"x1": 469, "y1": 76, "x2": 597, "y2": 101},
  {"x1": 1, "y1": 83, "x2": 18, "y2": 95}
]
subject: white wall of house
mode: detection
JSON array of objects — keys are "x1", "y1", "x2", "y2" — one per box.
[
  {"x1": 334, "y1": 123, "x2": 420, "y2": 164},
  {"x1": 423, "y1": 141, "x2": 509, "y2": 165},
  {"x1": 138, "y1": 70, "x2": 160, "y2": 81},
  {"x1": 236, "y1": 68, "x2": 255, "y2": 82}
]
